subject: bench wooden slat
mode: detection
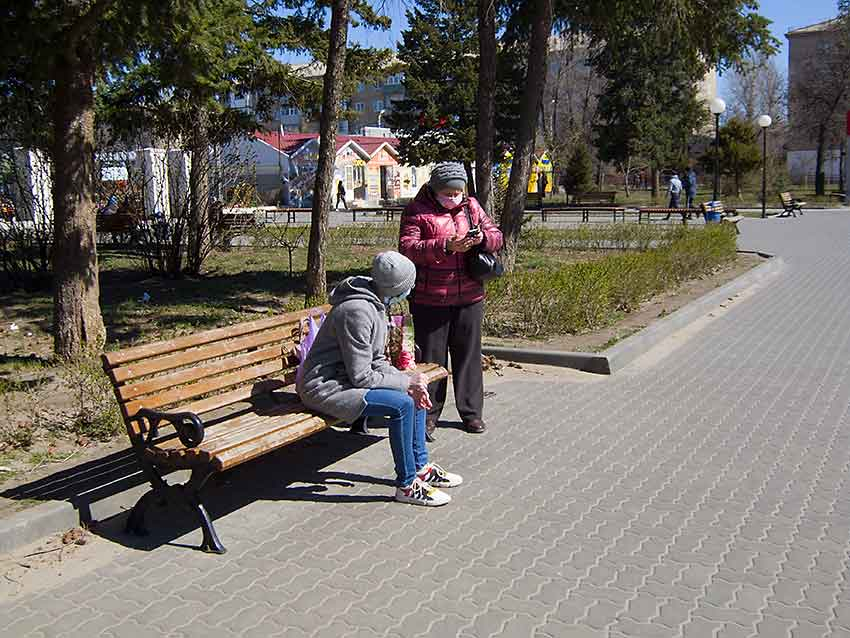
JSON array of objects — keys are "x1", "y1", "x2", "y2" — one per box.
[
  {"x1": 110, "y1": 325, "x2": 299, "y2": 384},
  {"x1": 103, "y1": 305, "x2": 327, "y2": 367},
  {"x1": 195, "y1": 411, "x2": 321, "y2": 459},
  {"x1": 124, "y1": 358, "x2": 289, "y2": 416},
  {"x1": 117, "y1": 344, "x2": 290, "y2": 402},
  {"x1": 155, "y1": 401, "x2": 307, "y2": 455},
  {"x1": 212, "y1": 415, "x2": 332, "y2": 471},
  {"x1": 154, "y1": 408, "x2": 319, "y2": 464},
  {"x1": 181, "y1": 375, "x2": 293, "y2": 417}
]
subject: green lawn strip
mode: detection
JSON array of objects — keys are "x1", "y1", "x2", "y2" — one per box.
[{"x1": 484, "y1": 224, "x2": 737, "y2": 338}]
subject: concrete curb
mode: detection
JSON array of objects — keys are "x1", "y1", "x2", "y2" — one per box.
[
  {"x1": 483, "y1": 251, "x2": 783, "y2": 375},
  {"x1": 0, "y1": 500, "x2": 79, "y2": 555},
  {"x1": 0, "y1": 466, "x2": 185, "y2": 555},
  {"x1": 604, "y1": 252, "x2": 782, "y2": 372}
]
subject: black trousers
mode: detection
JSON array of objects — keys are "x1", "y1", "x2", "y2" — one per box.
[{"x1": 411, "y1": 301, "x2": 484, "y2": 423}]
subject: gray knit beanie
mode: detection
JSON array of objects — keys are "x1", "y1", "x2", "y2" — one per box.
[
  {"x1": 371, "y1": 251, "x2": 417, "y2": 299},
  {"x1": 429, "y1": 162, "x2": 467, "y2": 192}
]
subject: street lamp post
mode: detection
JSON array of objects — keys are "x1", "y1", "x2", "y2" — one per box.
[
  {"x1": 758, "y1": 114, "x2": 773, "y2": 219},
  {"x1": 709, "y1": 98, "x2": 726, "y2": 201},
  {"x1": 377, "y1": 109, "x2": 386, "y2": 128}
]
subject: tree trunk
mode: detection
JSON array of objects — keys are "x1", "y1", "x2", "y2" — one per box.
[
  {"x1": 464, "y1": 161, "x2": 476, "y2": 195},
  {"x1": 815, "y1": 123, "x2": 826, "y2": 196},
  {"x1": 475, "y1": 0, "x2": 497, "y2": 216},
  {"x1": 650, "y1": 166, "x2": 660, "y2": 201},
  {"x1": 305, "y1": 0, "x2": 348, "y2": 304},
  {"x1": 499, "y1": 0, "x2": 553, "y2": 273},
  {"x1": 51, "y1": 40, "x2": 106, "y2": 359},
  {"x1": 187, "y1": 112, "x2": 210, "y2": 276},
  {"x1": 623, "y1": 158, "x2": 631, "y2": 197}
]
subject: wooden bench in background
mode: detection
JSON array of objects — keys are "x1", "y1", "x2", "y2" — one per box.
[
  {"x1": 779, "y1": 192, "x2": 805, "y2": 217},
  {"x1": 701, "y1": 201, "x2": 742, "y2": 234},
  {"x1": 572, "y1": 191, "x2": 617, "y2": 206},
  {"x1": 102, "y1": 306, "x2": 448, "y2": 554},
  {"x1": 535, "y1": 192, "x2": 625, "y2": 223}
]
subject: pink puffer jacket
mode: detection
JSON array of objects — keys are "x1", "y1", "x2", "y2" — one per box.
[{"x1": 399, "y1": 186, "x2": 503, "y2": 307}]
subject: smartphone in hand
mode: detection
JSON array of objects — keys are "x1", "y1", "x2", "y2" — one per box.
[{"x1": 466, "y1": 226, "x2": 481, "y2": 239}]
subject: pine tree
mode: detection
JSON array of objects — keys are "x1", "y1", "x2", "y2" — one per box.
[
  {"x1": 561, "y1": 142, "x2": 593, "y2": 196},
  {"x1": 386, "y1": 0, "x2": 480, "y2": 179},
  {"x1": 701, "y1": 118, "x2": 762, "y2": 199}
]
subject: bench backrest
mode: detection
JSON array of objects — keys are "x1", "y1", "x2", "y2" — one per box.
[
  {"x1": 779, "y1": 192, "x2": 793, "y2": 205},
  {"x1": 701, "y1": 201, "x2": 725, "y2": 214},
  {"x1": 573, "y1": 191, "x2": 616, "y2": 205},
  {"x1": 97, "y1": 212, "x2": 137, "y2": 233},
  {"x1": 102, "y1": 305, "x2": 329, "y2": 440}
]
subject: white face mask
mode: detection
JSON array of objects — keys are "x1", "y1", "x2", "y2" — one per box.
[
  {"x1": 384, "y1": 289, "x2": 411, "y2": 307},
  {"x1": 437, "y1": 192, "x2": 463, "y2": 208}
]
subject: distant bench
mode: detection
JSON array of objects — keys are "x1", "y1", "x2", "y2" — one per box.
[
  {"x1": 702, "y1": 201, "x2": 742, "y2": 234},
  {"x1": 535, "y1": 193, "x2": 626, "y2": 223},
  {"x1": 779, "y1": 192, "x2": 805, "y2": 217}
]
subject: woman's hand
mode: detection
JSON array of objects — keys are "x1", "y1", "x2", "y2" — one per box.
[{"x1": 446, "y1": 234, "x2": 477, "y2": 253}]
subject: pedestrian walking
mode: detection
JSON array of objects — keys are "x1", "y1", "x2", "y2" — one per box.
[
  {"x1": 537, "y1": 169, "x2": 548, "y2": 209},
  {"x1": 399, "y1": 162, "x2": 503, "y2": 442},
  {"x1": 336, "y1": 180, "x2": 348, "y2": 210},
  {"x1": 684, "y1": 167, "x2": 698, "y2": 216},
  {"x1": 665, "y1": 173, "x2": 683, "y2": 220},
  {"x1": 296, "y1": 251, "x2": 463, "y2": 507}
]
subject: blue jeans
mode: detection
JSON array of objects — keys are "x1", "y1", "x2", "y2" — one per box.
[{"x1": 362, "y1": 389, "x2": 429, "y2": 487}]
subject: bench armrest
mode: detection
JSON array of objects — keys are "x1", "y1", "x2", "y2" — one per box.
[{"x1": 133, "y1": 408, "x2": 205, "y2": 448}]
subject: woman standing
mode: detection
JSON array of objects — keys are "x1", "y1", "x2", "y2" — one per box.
[{"x1": 399, "y1": 162, "x2": 503, "y2": 441}]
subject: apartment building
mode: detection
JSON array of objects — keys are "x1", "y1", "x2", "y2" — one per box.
[{"x1": 786, "y1": 18, "x2": 848, "y2": 184}]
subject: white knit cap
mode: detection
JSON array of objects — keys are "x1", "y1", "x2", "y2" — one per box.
[{"x1": 371, "y1": 251, "x2": 416, "y2": 299}]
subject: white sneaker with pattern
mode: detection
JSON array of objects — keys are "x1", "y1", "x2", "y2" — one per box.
[
  {"x1": 417, "y1": 462, "x2": 463, "y2": 488},
  {"x1": 395, "y1": 477, "x2": 451, "y2": 506}
]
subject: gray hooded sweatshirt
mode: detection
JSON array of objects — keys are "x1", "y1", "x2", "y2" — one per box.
[{"x1": 295, "y1": 276, "x2": 411, "y2": 423}]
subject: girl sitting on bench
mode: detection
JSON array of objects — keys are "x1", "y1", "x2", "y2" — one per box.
[{"x1": 296, "y1": 251, "x2": 462, "y2": 506}]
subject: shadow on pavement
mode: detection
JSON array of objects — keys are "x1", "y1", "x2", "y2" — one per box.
[{"x1": 3, "y1": 427, "x2": 389, "y2": 553}]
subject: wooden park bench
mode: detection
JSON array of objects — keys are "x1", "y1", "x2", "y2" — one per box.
[
  {"x1": 97, "y1": 211, "x2": 140, "y2": 244},
  {"x1": 571, "y1": 191, "x2": 617, "y2": 206},
  {"x1": 102, "y1": 306, "x2": 448, "y2": 554},
  {"x1": 533, "y1": 206, "x2": 628, "y2": 223},
  {"x1": 701, "y1": 201, "x2": 742, "y2": 234},
  {"x1": 637, "y1": 207, "x2": 702, "y2": 224},
  {"x1": 217, "y1": 210, "x2": 257, "y2": 232},
  {"x1": 536, "y1": 192, "x2": 625, "y2": 223},
  {"x1": 779, "y1": 192, "x2": 805, "y2": 217}
]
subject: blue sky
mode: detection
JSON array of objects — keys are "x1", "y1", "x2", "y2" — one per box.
[{"x1": 284, "y1": 0, "x2": 842, "y2": 80}]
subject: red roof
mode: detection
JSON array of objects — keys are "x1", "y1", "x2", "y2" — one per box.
[
  {"x1": 254, "y1": 131, "x2": 315, "y2": 155},
  {"x1": 253, "y1": 131, "x2": 399, "y2": 157}
]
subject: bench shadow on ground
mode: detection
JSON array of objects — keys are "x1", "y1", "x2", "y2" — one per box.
[{"x1": 2, "y1": 427, "x2": 391, "y2": 553}]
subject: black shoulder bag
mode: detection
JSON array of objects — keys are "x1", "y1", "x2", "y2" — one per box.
[{"x1": 463, "y1": 204, "x2": 504, "y2": 283}]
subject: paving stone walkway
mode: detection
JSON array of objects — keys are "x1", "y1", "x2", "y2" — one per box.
[{"x1": 2, "y1": 211, "x2": 850, "y2": 637}]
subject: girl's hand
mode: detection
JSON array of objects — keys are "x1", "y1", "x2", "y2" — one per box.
[{"x1": 408, "y1": 383, "x2": 432, "y2": 410}]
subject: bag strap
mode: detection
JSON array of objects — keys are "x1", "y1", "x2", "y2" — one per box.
[{"x1": 463, "y1": 200, "x2": 476, "y2": 228}]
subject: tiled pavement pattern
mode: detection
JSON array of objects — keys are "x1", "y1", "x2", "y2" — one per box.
[{"x1": 3, "y1": 212, "x2": 850, "y2": 637}]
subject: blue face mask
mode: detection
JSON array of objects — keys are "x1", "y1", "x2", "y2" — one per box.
[{"x1": 384, "y1": 289, "x2": 411, "y2": 307}]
